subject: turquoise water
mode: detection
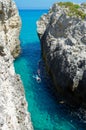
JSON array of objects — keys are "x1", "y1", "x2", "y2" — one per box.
[{"x1": 14, "y1": 10, "x2": 86, "y2": 130}]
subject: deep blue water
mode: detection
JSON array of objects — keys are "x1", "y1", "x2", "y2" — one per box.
[{"x1": 14, "y1": 10, "x2": 86, "y2": 130}]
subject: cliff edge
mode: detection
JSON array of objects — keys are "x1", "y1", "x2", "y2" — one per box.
[
  {"x1": 37, "y1": 2, "x2": 86, "y2": 106},
  {"x1": 0, "y1": 0, "x2": 33, "y2": 129}
]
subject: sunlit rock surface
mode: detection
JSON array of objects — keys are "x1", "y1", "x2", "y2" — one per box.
[{"x1": 0, "y1": 0, "x2": 33, "y2": 129}]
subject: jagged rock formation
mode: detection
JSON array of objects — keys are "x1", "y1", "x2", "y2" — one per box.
[
  {"x1": 0, "y1": 0, "x2": 33, "y2": 129},
  {"x1": 37, "y1": 2, "x2": 86, "y2": 106}
]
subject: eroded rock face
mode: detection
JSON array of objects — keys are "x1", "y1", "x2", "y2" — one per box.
[
  {"x1": 37, "y1": 2, "x2": 86, "y2": 105},
  {"x1": 0, "y1": 0, "x2": 33, "y2": 129},
  {"x1": 0, "y1": 0, "x2": 21, "y2": 58}
]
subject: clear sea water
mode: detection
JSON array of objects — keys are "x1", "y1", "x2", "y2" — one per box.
[{"x1": 14, "y1": 10, "x2": 86, "y2": 130}]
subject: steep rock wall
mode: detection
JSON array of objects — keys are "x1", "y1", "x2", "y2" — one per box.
[
  {"x1": 37, "y1": 2, "x2": 86, "y2": 106},
  {"x1": 0, "y1": 0, "x2": 33, "y2": 129}
]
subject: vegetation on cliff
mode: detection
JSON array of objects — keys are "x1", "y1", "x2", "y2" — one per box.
[{"x1": 58, "y1": 2, "x2": 86, "y2": 19}]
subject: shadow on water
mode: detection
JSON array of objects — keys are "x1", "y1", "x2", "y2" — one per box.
[{"x1": 15, "y1": 40, "x2": 86, "y2": 130}]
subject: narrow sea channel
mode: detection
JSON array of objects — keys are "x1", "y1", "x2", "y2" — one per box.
[{"x1": 14, "y1": 10, "x2": 86, "y2": 130}]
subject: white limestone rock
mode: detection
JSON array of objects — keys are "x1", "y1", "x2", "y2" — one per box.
[{"x1": 0, "y1": 0, "x2": 33, "y2": 130}]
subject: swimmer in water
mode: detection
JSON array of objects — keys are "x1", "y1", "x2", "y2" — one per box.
[
  {"x1": 36, "y1": 75, "x2": 41, "y2": 82},
  {"x1": 32, "y1": 74, "x2": 41, "y2": 83}
]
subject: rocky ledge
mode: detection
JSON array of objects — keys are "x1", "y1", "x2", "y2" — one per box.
[
  {"x1": 37, "y1": 2, "x2": 86, "y2": 106},
  {"x1": 0, "y1": 0, "x2": 33, "y2": 130}
]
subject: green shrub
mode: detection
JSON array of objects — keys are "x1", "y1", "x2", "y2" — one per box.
[{"x1": 58, "y1": 2, "x2": 86, "y2": 19}]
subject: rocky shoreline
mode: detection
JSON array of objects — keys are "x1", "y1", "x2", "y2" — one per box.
[
  {"x1": 0, "y1": 0, "x2": 33, "y2": 130},
  {"x1": 37, "y1": 2, "x2": 86, "y2": 107}
]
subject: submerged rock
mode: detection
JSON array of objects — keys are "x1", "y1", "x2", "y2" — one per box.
[
  {"x1": 0, "y1": 0, "x2": 33, "y2": 130},
  {"x1": 37, "y1": 2, "x2": 86, "y2": 106}
]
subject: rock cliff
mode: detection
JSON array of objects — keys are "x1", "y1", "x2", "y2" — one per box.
[
  {"x1": 37, "y1": 2, "x2": 86, "y2": 106},
  {"x1": 0, "y1": 0, "x2": 33, "y2": 129}
]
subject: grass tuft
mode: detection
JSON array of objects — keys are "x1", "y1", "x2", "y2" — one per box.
[{"x1": 58, "y1": 2, "x2": 86, "y2": 19}]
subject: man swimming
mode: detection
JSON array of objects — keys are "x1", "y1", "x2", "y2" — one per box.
[{"x1": 32, "y1": 74, "x2": 41, "y2": 83}]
